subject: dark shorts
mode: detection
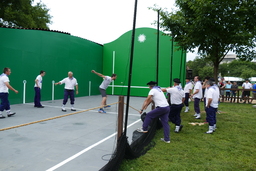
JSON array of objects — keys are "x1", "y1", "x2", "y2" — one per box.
[
  {"x1": 243, "y1": 91, "x2": 250, "y2": 97},
  {"x1": 99, "y1": 88, "x2": 107, "y2": 97}
]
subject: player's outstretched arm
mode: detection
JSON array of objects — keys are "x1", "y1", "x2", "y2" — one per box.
[{"x1": 91, "y1": 70, "x2": 105, "y2": 78}]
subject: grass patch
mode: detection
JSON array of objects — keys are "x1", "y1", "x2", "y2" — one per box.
[{"x1": 119, "y1": 102, "x2": 256, "y2": 171}]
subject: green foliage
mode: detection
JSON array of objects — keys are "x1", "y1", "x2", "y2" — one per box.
[
  {"x1": 119, "y1": 102, "x2": 256, "y2": 171},
  {"x1": 0, "y1": 0, "x2": 52, "y2": 29},
  {"x1": 151, "y1": 0, "x2": 256, "y2": 81},
  {"x1": 187, "y1": 57, "x2": 214, "y2": 79}
]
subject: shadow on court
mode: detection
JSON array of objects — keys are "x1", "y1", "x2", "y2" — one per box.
[{"x1": 0, "y1": 95, "x2": 146, "y2": 171}]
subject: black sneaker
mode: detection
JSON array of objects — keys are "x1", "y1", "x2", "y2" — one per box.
[{"x1": 179, "y1": 125, "x2": 183, "y2": 132}]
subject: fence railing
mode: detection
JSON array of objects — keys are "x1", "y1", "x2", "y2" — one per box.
[{"x1": 220, "y1": 88, "x2": 256, "y2": 103}]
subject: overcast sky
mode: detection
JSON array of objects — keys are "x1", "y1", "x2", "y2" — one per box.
[{"x1": 35, "y1": 0, "x2": 197, "y2": 61}]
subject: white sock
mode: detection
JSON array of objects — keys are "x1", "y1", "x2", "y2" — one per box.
[{"x1": 6, "y1": 110, "x2": 10, "y2": 114}]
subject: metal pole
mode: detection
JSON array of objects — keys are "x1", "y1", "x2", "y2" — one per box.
[
  {"x1": 112, "y1": 51, "x2": 115, "y2": 95},
  {"x1": 52, "y1": 80, "x2": 55, "y2": 102},
  {"x1": 156, "y1": 10, "x2": 160, "y2": 84},
  {"x1": 170, "y1": 35, "x2": 174, "y2": 86},
  {"x1": 124, "y1": 0, "x2": 138, "y2": 136},
  {"x1": 117, "y1": 96, "x2": 124, "y2": 140},
  {"x1": 23, "y1": 80, "x2": 26, "y2": 104}
]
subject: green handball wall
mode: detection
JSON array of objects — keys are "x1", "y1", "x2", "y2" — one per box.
[
  {"x1": 103, "y1": 27, "x2": 186, "y2": 97},
  {"x1": 0, "y1": 27, "x2": 103, "y2": 104}
]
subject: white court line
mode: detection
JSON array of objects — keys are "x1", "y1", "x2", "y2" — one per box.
[
  {"x1": 24, "y1": 103, "x2": 141, "y2": 116},
  {"x1": 46, "y1": 119, "x2": 142, "y2": 171}
]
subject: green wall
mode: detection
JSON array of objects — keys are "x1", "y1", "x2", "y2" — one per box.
[
  {"x1": 103, "y1": 27, "x2": 186, "y2": 97},
  {"x1": 0, "y1": 27, "x2": 103, "y2": 104}
]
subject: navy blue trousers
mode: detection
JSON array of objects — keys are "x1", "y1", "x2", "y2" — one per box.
[
  {"x1": 184, "y1": 93, "x2": 189, "y2": 107},
  {"x1": 169, "y1": 104, "x2": 183, "y2": 126},
  {"x1": 206, "y1": 106, "x2": 217, "y2": 126},
  {"x1": 34, "y1": 87, "x2": 42, "y2": 107},
  {"x1": 194, "y1": 98, "x2": 201, "y2": 114},
  {"x1": 0, "y1": 93, "x2": 10, "y2": 111},
  {"x1": 143, "y1": 106, "x2": 170, "y2": 141},
  {"x1": 63, "y1": 89, "x2": 75, "y2": 105}
]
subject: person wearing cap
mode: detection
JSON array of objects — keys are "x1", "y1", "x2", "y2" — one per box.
[
  {"x1": 242, "y1": 79, "x2": 252, "y2": 104},
  {"x1": 91, "y1": 70, "x2": 117, "y2": 113},
  {"x1": 191, "y1": 76, "x2": 203, "y2": 119},
  {"x1": 137, "y1": 81, "x2": 170, "y2": 143},
  {"x1": 55, "y1": 71, "x2": 78, "y2": 112},
  {"x1": 34, "y1": 70, "x2": 46, "y2": 108},
  {"x1": 205, "y1": 80, "x2": 219, "y2": 134},
  {"x1": 0, "y1": 67, "x2": 18, "y2": 119},
  {"x1": 162, "y1": 78, "x2": 185, "y2": 133},
  {"x1": 184, "y1": 78, "x2": 193, "y2": 112}
]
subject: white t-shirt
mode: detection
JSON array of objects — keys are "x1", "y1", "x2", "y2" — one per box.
[
  {"x1": 166, "y1": 86, "x2": 185, "y2": 105},
  {"x1": 184, "y1": 82, "x2": 193, "y2": 93},
  {"x1": 60, "y1": 77, "x2": 78, "y2": 90},
  {"x1": 99, "y1": 76, "x2": 112, "y2": 90},
  {"x1": 34, "y1": 75, "x2": 43, "y2": 88},
  {"x1": 193, "y1": 81, "x2": 202, "y2": 99},
  {"x1": 206, "y1": 86, "x2": 219, "y2": 108},
  {"x1": 0, "y1": 73, "x2": 9, "y2": 93},
  {"x1": 148, "y1": 87, "x2": 169, "y2": 107},
  {"x1": 242, "y1": 82, "x2": 252, "y2": 89}
]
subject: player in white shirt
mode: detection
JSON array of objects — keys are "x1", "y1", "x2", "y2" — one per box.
[
  {"x1": 242, "y1": 79, "x2": 252, "y2": 104},
  {"x1": 55, "y1": 71, "x2": 78, "y2": 112},
  {"x1": 0, "y1": 68, "x2": 18, "y2": 119},
  {"x1": 183, "y1": 78, "x2": 193, "y2": 112},
  {"x1": 162, "y1": 78, "x2": 185, "y2": 133},
  {"x1": 137, "y1": 81, "x2": 170, "y2": 143},
  {"x1": 205, "y1": 80, "x2": 220, "y2": 134},
  {"x1": 91, "y1": 70, "x2": 117, "y2": 113},
  {"x1": 34, "y1": 70, "x2": 45, "y2": 108},
  {"x1": 191, "y1": 76, "x2": 203, "y2": 119}
]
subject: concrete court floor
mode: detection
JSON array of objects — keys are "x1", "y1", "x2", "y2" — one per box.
[{"x1": 0, "y1": 95, "x2": 147, "y2": 171}]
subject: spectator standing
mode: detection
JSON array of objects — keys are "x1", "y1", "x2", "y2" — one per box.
[
  {"x1": 251, "y1": 82, "x2": 256, "y2": 104},
  {"x1": 225, "y1": 81, "x2": 232, "y2": 101},
  {"x1": 242, "y1": 79, "x2": 252, "y2": 104},
  {"x1": 218, "y1": 77, "x2": 226, "y2": 102},
  {"x1": 230, "y1": 81, "x2": 238, "y2": 103}
]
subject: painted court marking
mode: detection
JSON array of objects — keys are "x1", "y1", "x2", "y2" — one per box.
[
  {"x1": 46, "y1": 119, "x2": 141, "y2": 171},
  {"x1": 24, "y1": 103, "x2": 141, "y2": 116}
]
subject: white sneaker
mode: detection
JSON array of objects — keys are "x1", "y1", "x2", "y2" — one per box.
[
  {"x1": 71, "y1": 107, "x2": 76, "y2": 111},
  {"x1": 62, "y1": 107, "x2": 66, "y2": 112},
  {"x1": 195, "y1": 114, "x2": 201, "y2": 119},
  {"x1": 184, "y1": 107, "x2": 189, "y2": 112},
  {"x1": 194, "y1": 113, "x2": 198, "y2": 116},
  {"x1": 136, "y1": 127, "x2": 148, "y2": 133},
  {"x1": 160, "y1": 138, "x2": 170, "y2": 143}
]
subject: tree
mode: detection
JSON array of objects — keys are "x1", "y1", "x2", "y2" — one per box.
[
  {"x1": 187, "y1": 56, "x2": 213, "y2": 79},
  {"x1": 151, "y1": 0, "x2": 256, "y2": 82},
  {"x1": 0, "y1": 0, "x2": 51, "y2": 29}
]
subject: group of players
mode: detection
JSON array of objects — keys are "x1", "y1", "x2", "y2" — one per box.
[
  {"x1": 137, "y1": 76, "x2": 219, "y2": 143},
  {"x1": 0, "y1": 67, "x2": 219, "y2": 144},
  {"x1": 0, "y1": 67, "x2": 117, "y2": 119}
]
